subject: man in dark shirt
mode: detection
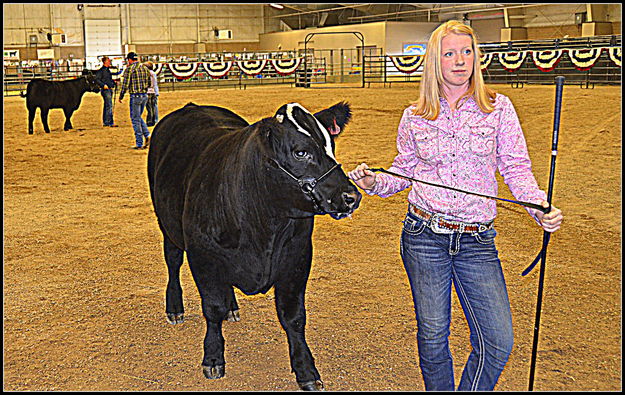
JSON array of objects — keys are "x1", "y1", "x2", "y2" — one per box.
[{"x1": 94, "y1": 56, "x2": 117, "y2": 127}]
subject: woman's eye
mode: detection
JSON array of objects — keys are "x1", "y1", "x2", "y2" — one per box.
[{"x1": 294, "y1": 150, "x2": 309, "y2": 159}]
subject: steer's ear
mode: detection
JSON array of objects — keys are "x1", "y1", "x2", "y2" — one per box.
[{"x1": 314, "y1": 101, "x2": 352, "y2": 137}]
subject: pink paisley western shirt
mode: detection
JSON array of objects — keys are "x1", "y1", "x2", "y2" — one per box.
[{"x1": 368, "y1": 93, "x2": 547, "y2": 224}]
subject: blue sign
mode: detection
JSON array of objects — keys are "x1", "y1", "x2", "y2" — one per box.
[{"x1": 403, "y1": 43, "x2": 427, "y2": 55}]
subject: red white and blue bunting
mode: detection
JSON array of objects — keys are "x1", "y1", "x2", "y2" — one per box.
[
  {"x1": 480, "y1": 52, "x2": 494, "y2": 70},
  {"x1": 389, "y1": 55, "x2": 425, "y2": 74},
  {"x1": 607, "y1": 46, "x2": 621, "y2": 67},
  {"x1": 202, "y1": 61, "x2": 233, "y2": 78},
  {"x1": 111, "y1": 47, "x2": 620, "y2": 82},
  {"x1": 532, "y1": 49, "x2": 564, "y2": 72},
  {"x1": 568, "y1": 48, "x2": 603, "y2": 71},
  {"x1": 498, "y1": 51, "x2": 527, "y2": 72},
  {"x1": 236, "y1": 59, "x2": 268, "y2": 75},
  {"x1": 152, "y1": 63, "x2": 164, "y2": 75},
  {"x1": 270, "y1": 58, "x2": 303, "y2": 75},
  {"x1": 167, "y1": 62, "x2": 199, "y2": 79}
]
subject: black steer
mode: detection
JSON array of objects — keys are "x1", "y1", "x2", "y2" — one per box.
[
  {"x1": 21, "y1": 71, "x2": 100, "y2": 134},
  {"x1": 147, "y1": 101, "x2": 361, "y2": 390}
]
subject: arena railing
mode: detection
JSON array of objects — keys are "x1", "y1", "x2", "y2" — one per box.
[
  {"x1": 363, "y1": 34, "x2": 621, "y2": 88},
  {"x1": 3, "y1": 63, "x2": 87, "y2": 97},
  {"x1": 3, "y1": 48, "x2": 368, "y2": 96},
  {"x1": 479, "y1": 34, "x2": 621, "y2": 87}
]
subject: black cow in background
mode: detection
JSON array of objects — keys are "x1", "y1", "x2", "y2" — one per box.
[
  {"x1": 20, "y1": 70, "x2": 100, "y2": 134},
  {"x1": 147, "y1": 101, "x2": 361, "y2": 391}
]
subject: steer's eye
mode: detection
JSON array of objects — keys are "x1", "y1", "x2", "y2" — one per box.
[{"x1": 293, "y1": 150, "x2": 309, "y2": 160}]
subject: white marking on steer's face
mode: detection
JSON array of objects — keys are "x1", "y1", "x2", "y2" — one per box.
[{"x1": 286, "y1": 103, "x2": 336, "y2": 161}]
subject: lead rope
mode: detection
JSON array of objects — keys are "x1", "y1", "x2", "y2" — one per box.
[{"x1": 368, "y1": 168, "x2": 549, "y2": 213}]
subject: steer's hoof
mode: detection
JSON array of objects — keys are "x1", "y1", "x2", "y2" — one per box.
[
  {"x1": 202, "y1": 364, "x2": 225, "y2": 379},
  {"x1": 298, "y1": 379, "x2": 324, "y2": 391},
  {"x1": 166, "y1": 313, "x2": 184, "y2": 325},
  {"x1": 226, "y1": 309, "x2": 240, "y2": 322}
]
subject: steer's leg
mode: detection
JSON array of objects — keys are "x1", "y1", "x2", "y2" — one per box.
[
  {"x1": 41, "y1": 108, "x2": 51, "y2": 133},
  {"x1": 274, "y1": 244, "x2": 324, "y2": 391},
  {"x1": 163, "y1": 234, "x2": 185, "y2": 324},
  {"x1": 63, "y1": 109, "x2": 74, "y2": 131},
  {"x1": 28, "y1": 106, "x2": 36, "y2": 134},
  {"x1": 187, "y1": 249, "x2": 230, "y2": 380},
  {"x1": 225, "y1": 287, "x2": 240, "y2": 322}
]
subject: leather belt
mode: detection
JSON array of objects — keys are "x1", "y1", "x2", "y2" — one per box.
[{"x1": 409, "y1": 204, "x2": 493, "y2": 234}]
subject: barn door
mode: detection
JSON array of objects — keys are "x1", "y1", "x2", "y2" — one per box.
[{"x1": 84, "y1": 19, "x2": 122, "y2": 69}]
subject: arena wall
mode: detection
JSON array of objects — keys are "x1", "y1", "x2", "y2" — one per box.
[
  {"x1": 4, "y1": 4, "x2": 621, "y2": 62},
  {"x1": 3, "y1": 4, "x2": 271, "y2": 59}
]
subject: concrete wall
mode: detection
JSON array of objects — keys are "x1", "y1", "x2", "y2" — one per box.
[
  {"x1": 384, "y1": 22, "x2": 440, "y2": 55},
  {"x1": 3, "y1": 3, "x2": 268, "y2": 60},
  {"x1": 258, "y1": 21, "x2": 441, "y2": 55},
  {"x1": 259, "y1": 22, "x2": 386, "y2": 53}
]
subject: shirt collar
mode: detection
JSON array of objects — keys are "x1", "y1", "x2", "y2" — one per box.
[{"x1": 440, "y1": 95, "x2": 480, "y2": 113}]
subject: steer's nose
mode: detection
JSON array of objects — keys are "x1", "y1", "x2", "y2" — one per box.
[{"x1": 342, "y1": 191, "x2": 362, "y2": 211}]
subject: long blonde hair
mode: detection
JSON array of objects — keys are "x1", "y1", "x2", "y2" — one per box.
[{"x1": 412, "y1": 20, "x2": 496, "y2": 120}]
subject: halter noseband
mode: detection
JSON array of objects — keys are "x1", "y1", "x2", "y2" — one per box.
[{"x1": 272, "y1": 160, "x2": 342, "y2": 213}]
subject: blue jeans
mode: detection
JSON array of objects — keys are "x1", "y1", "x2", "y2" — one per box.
[
  {"x1": 101, "y1": 89, "x2": 114, "y2": 126},
  {"x1": 146, "y1": 94, "x2": 159, "y2": 126},
  {"x1": 129, "y1": 93, "x2": 150, "y2": 148},
  {"x1": 400, "y1": 211, "x2": 513, "y2": 391}
]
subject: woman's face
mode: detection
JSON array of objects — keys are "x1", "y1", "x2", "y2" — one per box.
[{"x1": 440, "y1": 32, "x2": 474, "y2": 90}]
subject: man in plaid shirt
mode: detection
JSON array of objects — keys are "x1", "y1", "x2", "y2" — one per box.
[{"x1": 118, "y1": 52, "x2": 152, "y2": 149}]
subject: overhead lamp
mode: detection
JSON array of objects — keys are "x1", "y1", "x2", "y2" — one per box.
[{"x1": 269, "y1": 4, "x2": 284, "y2": 10}]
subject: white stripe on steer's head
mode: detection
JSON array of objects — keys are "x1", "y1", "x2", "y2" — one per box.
[{"x1": 285, "y1": 103, "x2": 336, "y2": 161}]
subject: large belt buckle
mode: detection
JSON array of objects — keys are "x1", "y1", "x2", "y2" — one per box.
[
  {"x1": 430, "y1": 213, "x2": 454, "y2": 234},
  {"x1": 477, "y1": 222, "x2": 492, "y2": 233}
]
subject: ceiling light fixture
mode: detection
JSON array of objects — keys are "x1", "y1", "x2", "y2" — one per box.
[{"x1": 269, "y1": 4, "x2": 284, "y2": 10}]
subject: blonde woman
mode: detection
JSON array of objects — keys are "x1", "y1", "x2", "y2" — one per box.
[{"x1": 348, "y1": 20, "x2": 563, "y2": 390}]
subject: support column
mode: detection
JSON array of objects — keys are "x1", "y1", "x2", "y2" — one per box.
[
  {"x1": 582, "y1": 3, "x2": 613, "y2": 37},
  {"x1": 500, "y1": 7, "x2": 527, "y2": 41}
]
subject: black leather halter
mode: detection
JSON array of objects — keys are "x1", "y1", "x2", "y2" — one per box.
[{"x1": 273, "y1": 160, "x2": 342, "y2": 213}]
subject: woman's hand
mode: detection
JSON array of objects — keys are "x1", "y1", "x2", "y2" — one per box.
[
  {"x1": 536, "y1": 201, "x2": 563, "y2": 232},
  {"x1": 348, "y1": 163, "x2": 377, "y2": 190}
]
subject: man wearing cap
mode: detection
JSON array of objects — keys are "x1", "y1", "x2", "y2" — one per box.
[{"x1": 118, "y1": 52, "x2": 152, "y2": 150}]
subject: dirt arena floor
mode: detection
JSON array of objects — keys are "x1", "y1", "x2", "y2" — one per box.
[{"x1": 3, "y1": 83, "x2": 621, "y2": 391}]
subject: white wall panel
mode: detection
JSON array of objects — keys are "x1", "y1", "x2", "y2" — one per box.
[{"x1": 84, "y1": 19, "x2": 122, "y2": 63}]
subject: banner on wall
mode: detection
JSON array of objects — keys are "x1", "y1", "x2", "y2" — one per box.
[
  {"x1": 4, "y1": 49, "x2": 20, "y2": 60},
  {"x1": 568, "y1": 47, "x2": 603, "y2": 71},
  {"x1": 103, "y1": 48, "x2": 620, "y2": 82},
  {"x1": 607, "y1": 47, "x2": 621, "y2": 67},
  {"x1": 202, "y1": 61, "x2": 233, "y2": 78},
  {"x1": 389, "y1": 55, "x2": 425, "y2": 74},
  {"x1": 37, "y1": 49, "x2": 55, "y2": 60},
  {"x1": 480, "y1": 52, "x2": 494, "y2": 70},
  {"x1": 237, "y1": 59, "x2": 267, "y2": 75},
  {"x1": 532, "y1": 49, "x2": 564, "y2": 72}
]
